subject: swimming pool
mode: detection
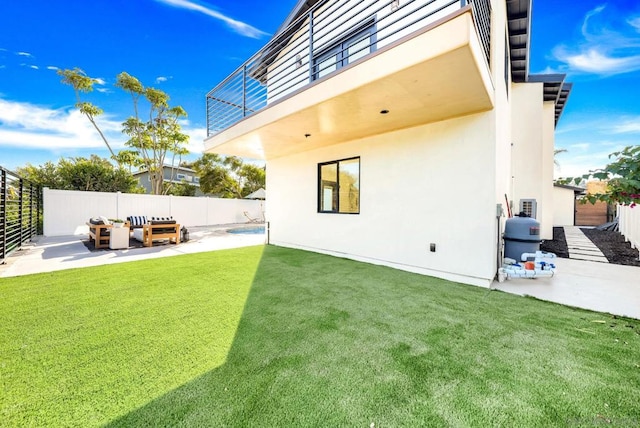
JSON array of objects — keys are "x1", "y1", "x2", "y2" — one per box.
[{"x1": 227, "y1": 226, "x2": 266, "y2": 235}]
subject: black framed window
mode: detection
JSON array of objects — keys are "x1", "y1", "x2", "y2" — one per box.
[
  {"x1": 313, "y1": 25, "x2": 376, "y2": 81},
  {"x1": 318, "y1": 157, "x2": 360, "y2": 214}
]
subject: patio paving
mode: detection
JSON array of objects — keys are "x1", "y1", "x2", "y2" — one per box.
[
  {"x1": 494, "y1": 256, "x2": 640, "y2": 320},
  {"x1": 0, "y1": 224, "x2": 265, "y2": 278}
]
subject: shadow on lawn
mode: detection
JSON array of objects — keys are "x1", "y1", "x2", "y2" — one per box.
[
  {"x1": 105, "y1": 245, "x2": 462, "y2": 426},
  {"x1": 105, "y1": 246, "x2": 640, "y2": 427},
  {"x1": 105, "y1": 245, "x2": 383, "y2": 426}
]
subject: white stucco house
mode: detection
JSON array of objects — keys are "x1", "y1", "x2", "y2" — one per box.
[{"x1": 203, "y1": 0, "x2": 571, "y2": 287}]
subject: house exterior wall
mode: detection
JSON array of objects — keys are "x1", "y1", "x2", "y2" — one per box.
[
  {"x1": 540, "y1": 102, "x2": 556, "y2": 239},
  {"x1": 510, "y1": 82, "x2": 554, "y2": 240},
  {"x1": 553, "y1": 187, "x2": 576, "y2": 226},
  {"x1": 263, "y1": 0, "x2": 529, "y2": 287},
  {"x1": 266, "y1": 112, "x2": 499, "y2": 287},
  {"x1": 490, "y1": 0, "x2": 513, "y2": 255},
  {"x1": 205, "y1": 0, "x2": 561, "y2": 288},
  {"x1": 134, "y1": 167, "x2": 201, "y2": 195}
]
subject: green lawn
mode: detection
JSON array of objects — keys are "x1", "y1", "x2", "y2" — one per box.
[{"x1": 1, "y1": 245, "x2": 639, "y2": 427}]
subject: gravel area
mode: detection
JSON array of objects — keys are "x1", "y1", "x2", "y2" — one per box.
[
  {"x1": 540, "y1": 227, "x2": 569, "y2": 258},
  {"x1": 582, "y1": 228, "x2": 640, "y2": 267},
  {"x1": 540, "y1": 226, "x2": 640, "y2": 267}
]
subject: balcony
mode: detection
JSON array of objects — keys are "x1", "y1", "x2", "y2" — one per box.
[{"x1": 205, "y1": 0, "x2": 493, "y2": 160}]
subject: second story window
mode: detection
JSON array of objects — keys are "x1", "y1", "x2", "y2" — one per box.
[{"x1": 313, "y1": 24, "x2": 376, "y2": 81}]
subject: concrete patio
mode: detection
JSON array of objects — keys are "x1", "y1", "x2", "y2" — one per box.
[
  {"x1": 2, "y1": 225, "x2": 638, "y2": 320},
  {"x1": 0, "y1": 224, "x2": 266, "y2": 278},
  {"x1": 493, "y1": 256, "x2": 639, "y2": 320}
]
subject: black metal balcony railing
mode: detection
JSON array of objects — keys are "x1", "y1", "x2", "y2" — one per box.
[
  {"x1": 206, "y1": 0, "x2": 491, "y2": 138},
  {"x1": 0, "y1": 166, "x2": 42, "y2": 264}
]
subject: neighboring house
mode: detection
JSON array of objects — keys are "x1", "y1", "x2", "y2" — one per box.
[
  {"x1": 203, "y1": 0, "x2": 572, "y2": 287},
  {"x1": 553, "y1": 184, "x2": 585, "y2": 226},
  {"x1": 133, "y1": 165, "x2": 203, "y2": 195}
]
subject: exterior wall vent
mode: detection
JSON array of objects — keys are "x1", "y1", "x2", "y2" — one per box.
[{"x1": 519, "y1": 199, "x2": 537, "y2": 219}]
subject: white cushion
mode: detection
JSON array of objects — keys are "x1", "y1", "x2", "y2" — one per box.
[{"x1": 132, "y1": 228, "x2": 144, "y2": 242}]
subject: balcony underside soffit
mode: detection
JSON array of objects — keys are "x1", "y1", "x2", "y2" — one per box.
[{"x1": 205, "y1": 10, "x2": 494, "y2": 160}]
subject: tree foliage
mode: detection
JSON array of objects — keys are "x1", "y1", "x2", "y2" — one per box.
[
  {"x1": 165, "y1": 181, "x2": 196, "y2": 197},
  {"x1": 187, "y1": 154, "x2": 265, "y2": 198},
  {"x1": 563, "y1": 145, "x2": 640, "y2": 207},
  {"x1": 58, "y1": 68, "x2": 190, "y2": 195},
  {"x1": 16, "y1": 156, "x2": 141, "y2": 193}
]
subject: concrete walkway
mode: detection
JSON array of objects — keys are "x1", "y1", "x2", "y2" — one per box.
[
  {"x1": 563, "y1": 226, "x2": 608, "y2": 263},
  {"x1": 494, "y1": 256, "x2": 639, "y2": 320},
  {"x1": 0, "y1": 224, "x2": 265, "y2": 278}
]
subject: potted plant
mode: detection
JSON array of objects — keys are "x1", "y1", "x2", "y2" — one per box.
[{"x1": 110, "y1": 219, "x2": 125, "y2": 228}]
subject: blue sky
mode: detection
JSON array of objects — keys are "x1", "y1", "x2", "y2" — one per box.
[{"x1": 0, "y1": 0, "x2": 638, "y2": 179}]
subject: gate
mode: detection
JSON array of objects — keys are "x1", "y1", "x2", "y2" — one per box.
[{"x1": 1, "y1": 166, "x2": 42, "y2": 263}]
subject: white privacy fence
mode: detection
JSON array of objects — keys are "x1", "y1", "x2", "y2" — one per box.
[
  {"x1": 618, "y1": 205, "x2": 640, "y2": 250},
  {"x1": 43, "y1": 188, "x2": 264, "y2": 237}
]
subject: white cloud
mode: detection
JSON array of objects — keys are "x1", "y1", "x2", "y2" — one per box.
[
  {"x1": 47, "y1": 66, "x2": 59, "y2": 70},
  {"x1": 551, "y1": 5, "x2": 640, "y2": 76},
  {"x1": 153, "y1": 0, "x2": 268, "y2": 38},
  {"x1": 96, "y1": 88, "x2": 111, "y2": 93},
  {"x1": 16, "y1": 51, "x2": 33, "y2": 57},
  {"x1": 182, "y1": 126, "x2": 207, "y2": 154},
  {"x1": 554, "y1": 144, "x2": 626, "y2": 179},
  {"x1": 155, "y1": 76, "x2": 171, "y2": 83},
  {"x1": 29, "y1": 65, "x2": 39, "y2": 70},
  {"x1": 553, "y1": 47, "x2": 640, "y2": 74},
  {"x1": 94, "y1": 77, "x2": 107, "y2": 85},
  {"x1": 0, "y1": 98, "x2": 126, "y2": 150},
  {"x1": 610, "y1": 117, "x2": 640, "y2": 134},
  {"x1": 569, "y1": 143, "x2": 590, "y2": 151},
  {"x1": 0, "y1": 98, "x2": 208, "y2": 157}
]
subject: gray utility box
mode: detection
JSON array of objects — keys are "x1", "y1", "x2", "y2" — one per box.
[{"x1": 504, "y1": 213, "x2": 541, "y2": 262}]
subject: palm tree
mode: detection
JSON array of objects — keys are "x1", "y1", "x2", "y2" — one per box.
[{"x1": 554, "y1": 148, "x2": 567, "y2": 166}]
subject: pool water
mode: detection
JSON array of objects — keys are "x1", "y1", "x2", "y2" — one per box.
[{"x1": 227, "y1": 226, "x2": 265, "y2": 235}]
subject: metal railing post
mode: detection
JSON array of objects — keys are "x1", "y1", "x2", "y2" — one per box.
[
  {"x1": 242, "y1": 65, "x2": 247, "y2": 117},
  {"x1": 18, "y1": 178, "x2": 24, "y2": 245},
  {"x1": 308, "y1": 10, "x2": 315, "y2": 82},
  {"x1": 1, "y1": 169, "x2": 6, "y2": 262},
  {"x1": 37, "y1": 187, "x2": 42, "y2": 235}
]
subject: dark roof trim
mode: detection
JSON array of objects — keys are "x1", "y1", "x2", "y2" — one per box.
[
  {"x1": 273, "y1": 0, "x2": 322, "y2": 36},
  {"x1": 507, "y1": 1, "x2": 572, "y2": 125},
  {"x1": 506, "y1": 0, "x2": 532, "y2": 83},
  {"x1": 554, "y1": 183, "x2": 585, "y2": 194},
  {"x1": 249, "y1": 0, "x2": 326, "y2": 83},
  {"x1": 528, "y1": 74, "x2": 572, "y2": 126}
]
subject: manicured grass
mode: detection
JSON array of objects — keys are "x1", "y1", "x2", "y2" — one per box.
[{"x1": 1, "y1": 245, "x2": 639, "y2": 426}]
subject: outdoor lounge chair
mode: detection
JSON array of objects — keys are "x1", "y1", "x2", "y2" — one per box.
[
  {"x1": 243, "y1": 211, "x2": 261, "y2": 223},
  {"x1": 87, "y1": 218, "x2": 112, "y2": 249},
  {"x1": 87, "y1": 217, "x2": 130, "y2": 249}
]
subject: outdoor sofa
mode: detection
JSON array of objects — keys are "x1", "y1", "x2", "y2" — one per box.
[{"x1": 127, "y1": 216, "x2": 181, "y2": 247}]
